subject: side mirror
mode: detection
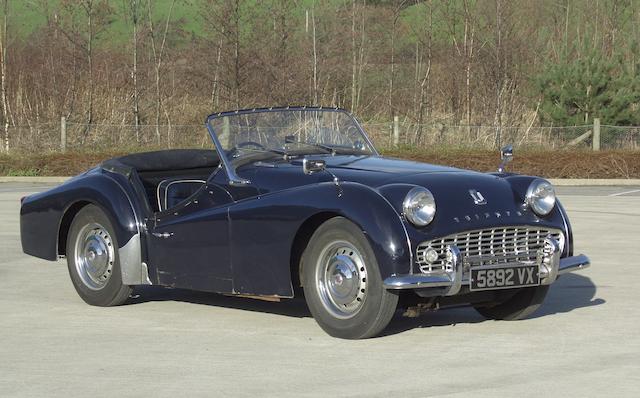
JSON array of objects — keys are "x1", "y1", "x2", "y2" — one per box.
[
  {"x1": 303, "y1": 158, "x2": 326, "y2": 175},
  {"x1": 498, "y1": 145, "x2": 513, "y2": 173}
]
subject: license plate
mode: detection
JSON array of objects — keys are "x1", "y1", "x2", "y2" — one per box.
[{"x1": 470, "y1": 265, "x2": 539, "y2": 291}]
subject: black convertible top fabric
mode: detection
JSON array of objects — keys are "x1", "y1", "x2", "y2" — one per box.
[{"x1": 103, "y1": 149, "x2": 220, "y2": 172}]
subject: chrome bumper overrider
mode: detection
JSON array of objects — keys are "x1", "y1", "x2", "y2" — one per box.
[{"x1": 383, "y1": 236, "x2": 590, "y2": 294}]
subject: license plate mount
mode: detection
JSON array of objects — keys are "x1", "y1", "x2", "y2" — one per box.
[{"x1": 469, "y1": 264, "x2": 540, "y2": 291}]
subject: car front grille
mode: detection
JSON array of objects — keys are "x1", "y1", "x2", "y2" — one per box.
[{"x1": 416, "y1": 226, "x2": 564, "y2": 274}]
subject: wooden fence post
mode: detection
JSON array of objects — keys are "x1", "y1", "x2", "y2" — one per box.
[
  {"x1": 60, "y1": 116, "x2": 66, "y2": 152},
  {"x1": 592, "y1": 118, "x2": 600, "y2": 151},
  {"x1": 393, "y1": 116, "x2": 400, "y2": 146}
]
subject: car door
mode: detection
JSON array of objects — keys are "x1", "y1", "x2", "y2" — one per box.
[{"x1": 146, "y1": 179, "x2": 236, "y2": 293}]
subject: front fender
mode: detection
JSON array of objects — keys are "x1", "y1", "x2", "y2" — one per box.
[{"x1": 228, "y1": 181, "x2": 412, "y2": 297}]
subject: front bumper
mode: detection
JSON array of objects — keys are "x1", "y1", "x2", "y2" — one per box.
[{"x1": 383, "y1": 236, "x2": 590, "y2": 295}]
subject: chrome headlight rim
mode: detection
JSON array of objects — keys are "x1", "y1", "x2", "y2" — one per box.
[
  {"x1": 525, "y1": 179, "x2": 556, "y2": 216},
  {"x1": 402, "y1": 186, "x2": 436, "y2": 227}
]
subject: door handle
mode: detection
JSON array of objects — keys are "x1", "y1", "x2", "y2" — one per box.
[{"x1": 152, "y1": 232, "x2": 174, "y2": 239}]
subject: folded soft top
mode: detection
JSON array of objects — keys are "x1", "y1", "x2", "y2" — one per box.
[{"x1": 103, "y1": 149, "x2": 220, "y2": 172}]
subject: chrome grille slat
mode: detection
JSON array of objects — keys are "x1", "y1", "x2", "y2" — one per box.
[{"x1": 416, "y1": 226, "x2": 564, "y2": 274}]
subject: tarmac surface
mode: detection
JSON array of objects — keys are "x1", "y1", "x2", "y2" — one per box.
[{"x1": 1, "y1": 183, "x2": 638, "y2": 397}]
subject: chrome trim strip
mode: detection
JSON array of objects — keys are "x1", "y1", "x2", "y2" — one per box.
[
  {"x1": 383, "y1": 274, "x2": 453, "y2": 290},
  {"x1": 384, "y1": 253, "x2": 590, "y2": 290},
  {"x1": 156, "y1": 179, "x2": 206, "y2": 211},
  {"x1": 558, "y1": 254, "x2": 590, "y2": 275}
]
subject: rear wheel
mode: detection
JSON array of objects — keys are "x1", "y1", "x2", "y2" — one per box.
[
  {"x1": 66, "y1": 204, "x2": 132, "y2": 306},
  {"x1": 473, "y1": 285, "x2": 549, "y2": 320},
  {"x1": 301, "y1": 217, "x2": 398, "y2": 339}
]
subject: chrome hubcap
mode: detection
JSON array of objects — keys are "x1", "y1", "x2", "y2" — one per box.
[
  {"x1": 316, "y1": 241, "x2": 367, "y2": 319},
  {"x1": 74, "y1": 223, "x2": 114, "y2": 290}
]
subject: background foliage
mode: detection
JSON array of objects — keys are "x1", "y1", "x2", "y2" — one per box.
[{"x1": 0, "y1": 0, "x2": 639, "y2": 150}]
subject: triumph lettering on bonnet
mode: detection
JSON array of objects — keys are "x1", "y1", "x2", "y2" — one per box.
[{"x1": 454, "y1": 209, "x2": 525, "y2": 223}]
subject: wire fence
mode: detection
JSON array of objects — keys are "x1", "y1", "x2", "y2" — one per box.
[
  {"x1": 3, "y1": 119, "x2": 639, "y2": 152},
  {"x1": 361, "y1": 122, "x2": 640, "y2": 150}
]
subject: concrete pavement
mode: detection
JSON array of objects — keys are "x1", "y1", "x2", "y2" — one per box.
[{"x1": 1, "y1": 183, "x2": 638, "y2": 397}]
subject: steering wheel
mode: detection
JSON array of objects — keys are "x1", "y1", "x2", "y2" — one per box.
[
  {"x1": 236, "y1": 141, "x2": 266, "y2": 150},
  {"x1": 228, "y1": 140, "x2": 267, "y2": 158}
]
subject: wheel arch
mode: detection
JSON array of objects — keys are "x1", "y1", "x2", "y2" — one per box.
[
  {"x1": 229, "y1": 181, "x2": 412, "y2": 298},
  {"x1": 57, "y1": 200, "x2": 94, "y2": 256},
  {"x1": 287, "y1": 183, "x2": 412, "y2": 296},
  {"x1": 21, "y1": 170, "x2": 151, "y2": 286},
  {"x1": 55, "y1": 183, "x2": 150, "y2": 286},
  {"x1": 290, "y1": 211, "x2": 342, "y2": 293}
]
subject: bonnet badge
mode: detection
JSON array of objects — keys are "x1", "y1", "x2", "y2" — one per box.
[{"x1": 469, "y1": 189, "x2": 487, "y2": 205}]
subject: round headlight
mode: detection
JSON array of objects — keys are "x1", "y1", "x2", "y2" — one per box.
[
  {"x1": 403, "y1": 187, "x2": 436, "y2": 226},
  {"x1": 525, "y1": 179, "x2": 556, "y2": 216}
]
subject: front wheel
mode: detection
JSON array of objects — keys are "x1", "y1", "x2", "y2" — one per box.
[
  {"x1": 66, "y1": 204, "x2": 132, "y2": 306},
  {"x1": 301, "y1": 217, "x2": 398, "y2": 339},
  {"x1": 473, "y1": 285, "x2": 549, "y2": 320}
]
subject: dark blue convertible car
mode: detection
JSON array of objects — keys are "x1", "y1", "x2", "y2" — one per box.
[{"x1": 20, "y1": 107, "x2": 590, "y2": 338}]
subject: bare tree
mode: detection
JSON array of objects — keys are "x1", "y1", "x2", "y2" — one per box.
[
  {"x1": 210, "y1": 35, "x2": 223, "y2": 108},
  {"x1": 349, "y1": 0, "x2": 367, "y2": 113},
  {"x1": 1, "y1": 0, "x2": 8, "y2": 152},
  {"x1": 489, "y1": 0, "x2": 516, "y2": 148},
  {"x1": 84, "y1": 0, "x2": 94, "y2": 134},
  {"x1": 350, "y1": 0, "x2": 358, "y2": 111},
  {"x1": 198, "y1": 0, "x2": 224, "y2": 108},
  {"x1": 355, "y1": 0, "x2": 367, "y2": 113},
  {"x1": 268, "y1": 0, "x2": 293, "y2": 103},
  {"x1": 443, "y1": 0, "x2": 477, "y2": 131},
  {"x1": 129, "y1": 0, "x2": 141, "y2": 142},
  {"x1": 200, "y1": 0, "x2": 255, "y2": 110},
  {"x1": 388, "y1": 1, "x2": 408, "y2": 123},
  {"x1": 414, "y1": 0, "x2": 433, "y2": 145},
  {"x1": 58, "y1": 0, "x2": 114, "y2": 141},
  {"x1": 462, "y1": 0, "x2": 475, "y2": 130},
  {"x1": 231, "y1": 0, "x2": 241, "y2": 107},
  {"x1": 148, "y1": 0, "x2": 176, "y2": 144},
  {"x1": 308, "y1": 7, "x2": 319, "y2": 104}
]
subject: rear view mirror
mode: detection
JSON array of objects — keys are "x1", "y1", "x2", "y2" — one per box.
[
  {"x1": 498, "y1": 145, "x2": 513, "y2": 173},
  {"x1": 303, "y1": 158, "x2": 326, "y2": 175}
]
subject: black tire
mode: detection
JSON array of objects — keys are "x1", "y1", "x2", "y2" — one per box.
[
  {"x1": 301, "y1": 217, "x2": 398, "y2": 339},
  {"x1": 66, "y1": 204, "x2": 132, "y2": 306},
  {"x1": 473, "y1": 285, "x2": 549, "y2": 320}
]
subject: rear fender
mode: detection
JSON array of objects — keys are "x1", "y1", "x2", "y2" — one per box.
[{"x1": 20, "y1": 169, "x2": 151, "y2": 285}]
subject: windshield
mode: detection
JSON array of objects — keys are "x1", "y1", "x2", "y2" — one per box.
[{"x1": 206, "y1": 108, "x2": 376, "y2": 160}]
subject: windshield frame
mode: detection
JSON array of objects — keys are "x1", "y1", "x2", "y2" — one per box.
[{"x1": 204, "y1": 107, "x2": 378, "y2": 185}]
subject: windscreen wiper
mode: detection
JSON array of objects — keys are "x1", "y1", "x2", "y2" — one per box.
[
  {"x1": 231, "y1": 146, "x2": 288, "y2": 158},
  {"x1": 284, "y1": 138, "x2": 335, "y2": 155},
  {"x1": 260, "y1": 147, "x2": 301, "y2": 161}
]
